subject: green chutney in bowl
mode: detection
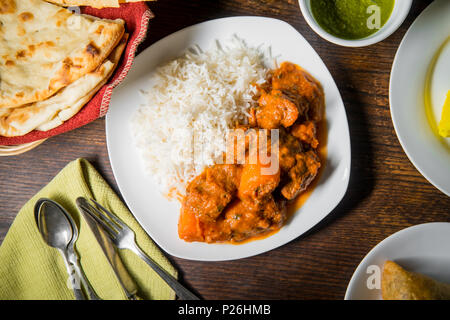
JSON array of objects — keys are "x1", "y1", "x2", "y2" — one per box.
[{"x1": 310, "y1": 0, "x2": 395, "y2": 40}]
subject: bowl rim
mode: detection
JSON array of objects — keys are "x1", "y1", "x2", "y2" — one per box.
[{"x1": 298, "y1": 0, "x2": 413, "y2": 47}]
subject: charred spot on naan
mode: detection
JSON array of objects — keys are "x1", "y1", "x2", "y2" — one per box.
[
  {"x1": 85, "y1": 42, "x2": 100, "y2": 57},
  {"x1": 0, "y1": 0, "x2": 16, "y2": 14},
  {"x1": 16, "y1": 25, "x2": 25, "y2": 36},
  {"x1": 15, "y1": 50, "x2": 26, "y2": 60},
  {"x1": 95, "y1": 25, "x2": 105, "y2": 35},
  {"x1": 30, "y1": 41, "x2": 55, "y2": 53},
  {"x1": 49, "y1": 58, "x2": 81, "y2": 88},
  {"x1": 18, "y1": 11, "x2": 33, "y2": 22},
  {"x1": 15, "y1": 41, "x2": 56, "y2": 61}
]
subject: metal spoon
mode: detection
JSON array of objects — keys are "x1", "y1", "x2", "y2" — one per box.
[
  {"x1": 35, "y1": 199, "x2": 84, "y2": 300},
  {"x1": 61, "y1": 201, "x2": 100, "y2": 300},
  {"x1": 34, "y1": 198, "x2": 99, "y2": 300}
]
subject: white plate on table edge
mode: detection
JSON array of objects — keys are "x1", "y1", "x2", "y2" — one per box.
[
  {"x1": 390, "y1": 0, "x2": 450, "y2": 197},
  {"x1": 345, "y1": 222, "x2": 450, "y2": 300},
  {"x1": 106, "y1": 16, "x2": 351, "y2": 261}
]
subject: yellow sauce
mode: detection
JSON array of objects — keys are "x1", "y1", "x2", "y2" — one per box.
[
  {"x1": 424, "y1": 36, "x2": 450, "y2": 152},
  {"x1": 438, "y1": 91, "x2": 450, "y2": 137}
]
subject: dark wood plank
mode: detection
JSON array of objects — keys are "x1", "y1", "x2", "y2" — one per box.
[{"x1": 1, "y1": 0, "x2": 448, "y2": 300}]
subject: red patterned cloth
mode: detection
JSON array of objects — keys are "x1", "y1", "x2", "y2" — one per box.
[{"x1": 0, "y1": 3, "x2": 153, "y2": 145}]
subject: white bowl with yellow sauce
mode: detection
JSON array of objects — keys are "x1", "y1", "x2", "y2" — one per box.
[{"x1": 390, "y1": 0, "x2": 450, "y2": 196}]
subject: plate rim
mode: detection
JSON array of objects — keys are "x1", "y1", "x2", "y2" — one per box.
[
  {"x1": 344, "y1": 222, "x2": 450, "y2": 300},
  {"x1": 389, "y1": 0, "x2": 450, "y2": 197},
  {"x1": 106, "y1": 15, "x2": 351, "y2": 261}
]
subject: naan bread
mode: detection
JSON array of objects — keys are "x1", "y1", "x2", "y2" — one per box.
[
  {"x1": 36, "y1": 34, "x2": 128, "y2": 132},
  {"x1": 0, "y1": 34, "x2": 128, "y2": 137},
  {"x1": 0, "y1": 0, "x2": 125, "y2": 109},
  {"x1": 45, "y1": 0, "x2": 155, "y2": 8},
  {"x1": 45, "y1": 0, "x2": 120, "y2": 8}
]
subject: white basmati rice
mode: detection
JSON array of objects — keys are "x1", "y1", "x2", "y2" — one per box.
[{"x1": 131, "y1": 36, "x2": 273, "y2": 197}]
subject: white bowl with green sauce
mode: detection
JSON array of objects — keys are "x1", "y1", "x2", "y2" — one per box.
[{"x1": 299, "y1": 0, "x2": 412, "y2": 47}]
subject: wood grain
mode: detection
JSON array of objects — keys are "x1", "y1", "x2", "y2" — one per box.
[{"x1": 1, "y1": 0, "x2": 449, "y2": 300}]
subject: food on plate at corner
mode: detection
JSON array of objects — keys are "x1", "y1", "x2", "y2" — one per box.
[
  {"x1": 438, "y1": 90, "x2": 450, "y2": 138},
  {"x1": 179, "y1": 62, "x2": 324, "y2": 243},
  {"x1": 381, "y1": 261, "x2": 450, "y2": 300},
  {"x1": 0, "y1": 0, "x2": 126, "y2": 137},
  {"x1": 310, "y1": 0, "x2": 395, "y2": 40},
  {"x1": 131, "y1": 38, "x2": 326, "y2": 244},
  {"x1": 45, "y1": 0, "x2": 155, "y2": 8}
]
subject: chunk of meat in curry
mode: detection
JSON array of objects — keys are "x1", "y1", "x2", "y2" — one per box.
[
  {"x1": 271, "y1": 62, "x2": 324, "y2": 122},
  {"x1": 281, "y1": 150, "x2": 321, "y2": 200},
  {"x1": 278, "y1": 127, "x2": 303, "y2": 172},
  {"x1": 255, "y1": 89, "x2": 299, "y2": 129},
  {"x1": 291, "y1": 121, "x2": 319, "y2": 149},
  {"x1": 201, "y1": 197, "x2": 286, "y2": 243},
  {"x1": 183, "y1": 164, "x2": 241, "y2": 222},
  {"x1": 251, "y1": 62, "x2": 325, "y2": 130},
  {"x1": 178, "y1": 61, "x2": 324, "y2": 243}
]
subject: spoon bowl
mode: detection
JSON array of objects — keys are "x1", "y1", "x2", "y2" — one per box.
[{"x1": 36, "y1": 199, "x2": 73, "y2": 250}]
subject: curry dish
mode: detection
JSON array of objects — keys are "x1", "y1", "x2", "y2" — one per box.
[{"x1": 178, "y1": 62, "x2": 325, "y2": 243}]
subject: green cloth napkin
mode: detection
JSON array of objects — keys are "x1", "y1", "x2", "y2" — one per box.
[{"x1": 0, "y1": 158, "x2": 177, "y2": 300}]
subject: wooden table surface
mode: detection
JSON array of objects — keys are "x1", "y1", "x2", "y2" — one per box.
[{"x1": 1, "y1": 0, "x2": 449, "y2": 300}]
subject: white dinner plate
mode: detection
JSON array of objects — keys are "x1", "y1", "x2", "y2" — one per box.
[
  {"x1": 390, "y1": 0, "x2": 450, "y2": 196},
  {"x1": 106, "y1": 16, "x2": 351, "y2": 261},
  {"x1": 345, "y1": 222, "x2": 450, "y2": 300}
]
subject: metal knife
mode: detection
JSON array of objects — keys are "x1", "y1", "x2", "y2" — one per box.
[{"x1": 76, "y1": 197, "x2": 139, "y2": 300}]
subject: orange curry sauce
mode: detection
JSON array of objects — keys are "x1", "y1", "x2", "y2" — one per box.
[{"x1": 178, "y1": 62, "x2": 327, "y2": 244}]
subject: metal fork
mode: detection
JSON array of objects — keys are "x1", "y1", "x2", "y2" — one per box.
[{"x1": 78, "y1": 198, "x2": 199, "y2": 300}]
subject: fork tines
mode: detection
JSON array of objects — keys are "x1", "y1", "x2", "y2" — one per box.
[{"x1": 76, "y1": 197, "x2": 125, "y2": 238}]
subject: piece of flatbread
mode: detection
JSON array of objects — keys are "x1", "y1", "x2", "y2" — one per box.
[
  {"x1": 36, "y1": 34, "x2": 128, "y2": 132},
  {"x1": 45, "y1": 0, "x2": 155, "y2": 8},
  {"x1": 0, "y1": 0, "x2": 125, "y2": 109},
  {"x1": 0, "y1": 34, "x2": 128, "y2": 137},
  {"x1": 382, "y1": 261, "x2": 450, "y2": 300},
  {"x1": 45, "y1": 0, "x2": 120, "y2": 8}
]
